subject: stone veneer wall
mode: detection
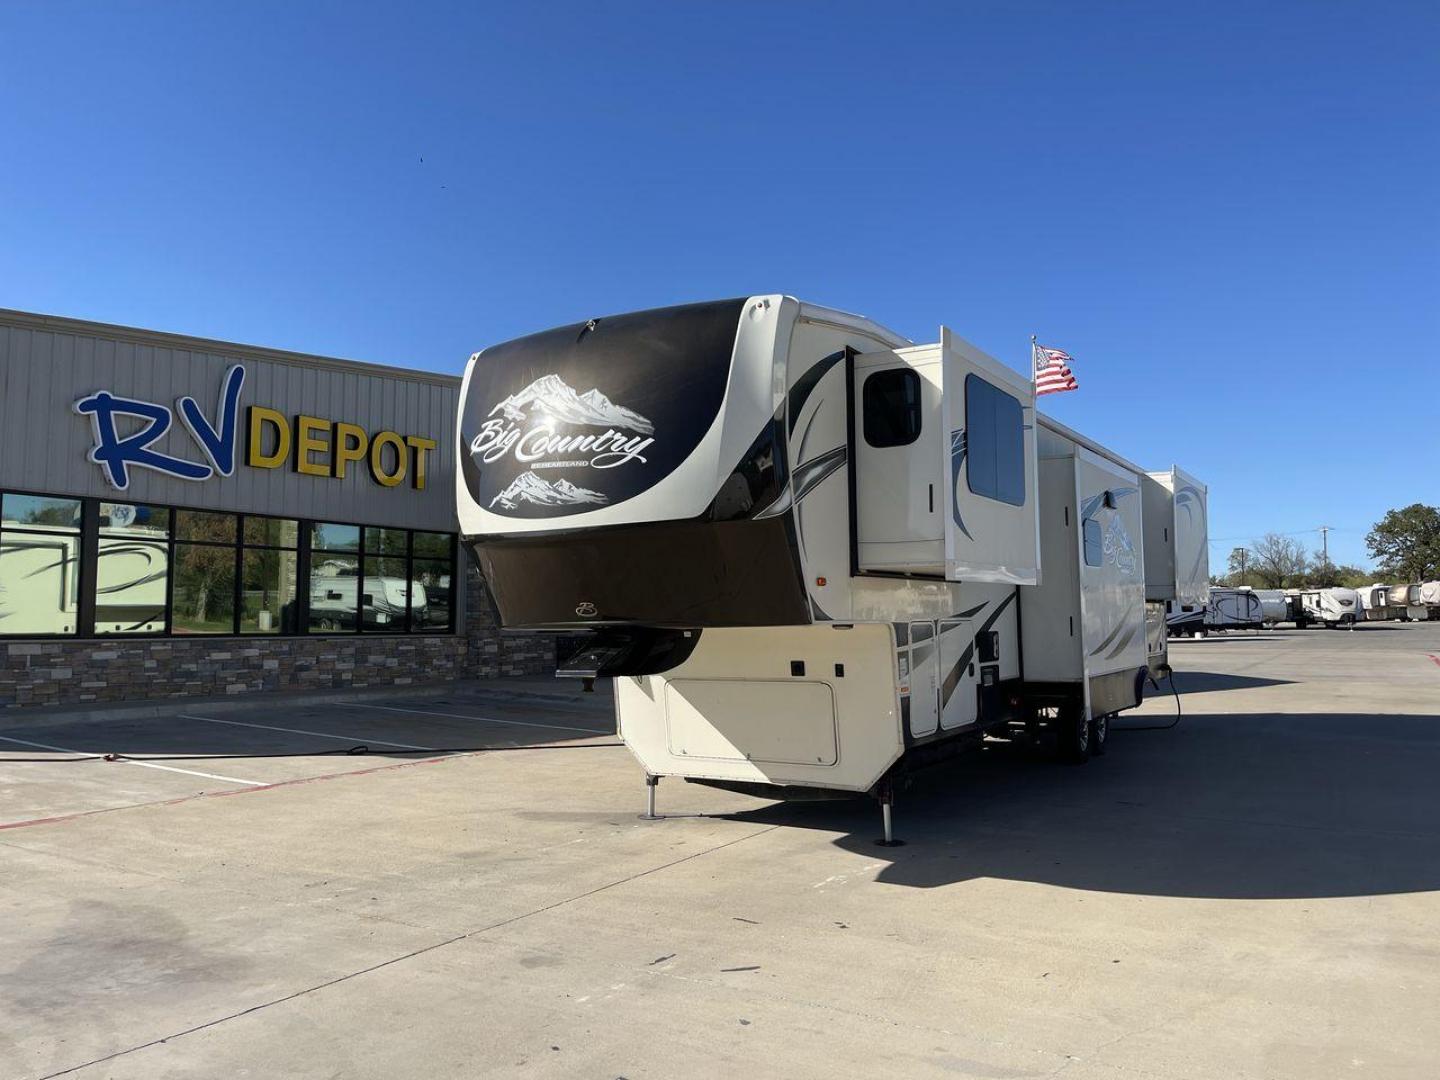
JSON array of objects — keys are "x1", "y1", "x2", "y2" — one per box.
[{"x1": 1, "y1": 562, "x2": 555, "y2": 710}]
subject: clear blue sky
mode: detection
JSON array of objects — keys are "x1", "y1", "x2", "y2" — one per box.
[{"x1": 2, "y1": 2, "x2": 1436, "y2": 568}]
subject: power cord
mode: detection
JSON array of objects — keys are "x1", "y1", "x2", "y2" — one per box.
[{"x1": 1113, "y1": 667, "x2": 1182, "y2": 732}]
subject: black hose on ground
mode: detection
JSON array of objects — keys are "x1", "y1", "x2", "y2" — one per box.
[{"x1": 1113, "y1": 667, "x2": 1182, "y2": 732}]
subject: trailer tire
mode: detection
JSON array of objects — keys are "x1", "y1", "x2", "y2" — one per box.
[
  {"x1": 1090, "y1": 713, "x2": 1108, "y2": 756},
  {"x1": 1057, "y1": 706, "x2": 1090, "y2": 764}
]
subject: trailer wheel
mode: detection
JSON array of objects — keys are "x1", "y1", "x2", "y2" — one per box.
[
  {"x1": 1090, "y1": 713, "x2": 1109, "y2": 756},
  {"x1": 1057, "y1": 706, "x2": 1090, "y2": 764}
]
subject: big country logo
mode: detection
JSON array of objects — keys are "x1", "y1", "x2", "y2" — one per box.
[{"x1": 470, "y1": 375, "x2": 656, "y2": 510}]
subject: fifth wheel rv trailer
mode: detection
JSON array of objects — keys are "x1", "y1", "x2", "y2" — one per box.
[
  {"x1": 1421, "y1": 581, "x2": 1440, "y2": 619},
  {"x1": 456, "y1": 297, "x2": 1208, "y2": 838}
]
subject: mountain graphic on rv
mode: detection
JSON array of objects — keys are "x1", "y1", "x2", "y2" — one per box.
[
  {"x1": 489, "y1": 471, "x2": 609, "y2": 510},
  {"x1": 489, "y1": 375, "x2": 654, "y2": 435}
]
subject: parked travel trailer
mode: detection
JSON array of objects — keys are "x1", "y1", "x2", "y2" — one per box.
[
  {"x1": 1292, "y1": 587, "x2": 1361, "y2": 628},
  {"x1": 1166, "y1": 587, "x2": 1263, "y2": 636},
  {"x1": 1421, "y1": 581, "x2": 1440, "y2": 619},
  {"x1": 1247, "y1": 588, "x2": 1289, "y2": 626},
  {"x1": 456, "y1": 297, "x2": 1209, "y2": 836},
  {"x1": 1355, "y1": 584, "x2": 1395, "y2": 621},
  {"x1": 1386, "y1": 583, "x2": 1427, "y2": 621}
]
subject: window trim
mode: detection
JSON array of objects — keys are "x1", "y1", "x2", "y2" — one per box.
[
  {"x1": 861, "y1": 367, "x2": 923, "y2": 449},
  {"x1": 0, "y1": 486, "x2": 459, "y2": 640},
  {"x1": 963, "y1": 374, "x2": 1026, "y2": 507}
]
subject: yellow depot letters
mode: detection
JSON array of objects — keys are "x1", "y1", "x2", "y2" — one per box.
[{"x1": 247, "y1": 407, "x2": 437, "y2": 490}]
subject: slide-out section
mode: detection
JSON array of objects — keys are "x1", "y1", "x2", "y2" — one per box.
[{"x1": 850, "y1": 328, "x2": 1038, "y2": 585}]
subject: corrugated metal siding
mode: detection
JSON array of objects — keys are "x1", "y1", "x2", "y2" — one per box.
[{"x1": 0, "y1": 313, "x2": 461, "y2": 531}]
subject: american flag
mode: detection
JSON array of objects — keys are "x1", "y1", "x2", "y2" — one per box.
[{"x1": 1032, "y1": 342, "x2": 1078, "y2": 397}]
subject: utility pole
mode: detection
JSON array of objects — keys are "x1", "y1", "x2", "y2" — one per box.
[
  {"x1": 1231, "y1": 546, "x2": 1247, "y2": 584},
  {"x1": 1317, "y1": 525, "x2": 1334, "y2": 583}
]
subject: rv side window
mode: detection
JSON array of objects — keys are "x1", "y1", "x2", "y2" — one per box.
[
  {"x1": 862, "y1": 368, "x2": 922, "y2": 448},
  {"x1": 964, "y1": 375, "x2": 1025, "y2": 506},
  {"x1": 1083, "y1": 519, "x2": 1103, "y2": 566}
]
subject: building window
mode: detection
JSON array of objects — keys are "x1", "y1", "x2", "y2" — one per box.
[
  {"x1": 95, "y1": 502, "x2": 170, "y2": 634},
  {"x1": 0, "y1": 488, "x2": 457, "y2": 639},
  {"x1": 965, "y1": 375, "x2": 1025, "y2": 506},
  {"x1": 411, "y1": 531, "x2": 455, "y2": 632},
  {"x1": 242, "y1": 517, "x2": 299, "y2": 634},
  {"x1": 0, "y1": 493, "x2": 83, "y2": 635},
  {"x1": 173, "y1": 510, "x2": 238, "y2": 634},
  {"x1": 310, "y1": 522, "x2": 362, "y2": 633},
  {"x1": 862, "y1": 368, "x2": 923, "y2": 448}
]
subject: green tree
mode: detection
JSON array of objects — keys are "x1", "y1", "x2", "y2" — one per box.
[{"x1": 1366, "y1": 504, "x2": 1440, "y2": 582}]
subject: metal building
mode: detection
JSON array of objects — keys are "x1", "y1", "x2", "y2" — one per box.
[{"x1": 0, "y1": 308, "x2": 551, "y2": 709}]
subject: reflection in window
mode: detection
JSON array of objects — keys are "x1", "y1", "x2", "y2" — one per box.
[
  {"x1": 365, "y1": 528, "x2": 408, "y2": 556},
  {"x1": 412, "y1": 559, "x2": 453, "y2": 630},
  {"x1": 363, "y1": 556, "x2": 409, "y2": 630},
  {"x1": 311, "y1": 522, "x2": 360, "y2": 552},
  {"x1": 244, "y1": 516, "x2": 299, "y2": 548},
  {"x1": 2, "y1": 493, "x2": 82, "y2": 528},
  {"x1": 173, "y1": 543, "x2": 236, "y2": 634},
  {"x1": 309, "y1": 556, "x2": 360, "y2": 632},
  {"x1": 242, "y1": 549, "x2": 298, "y2": 634},
  {"x1": 99, "y1": 502, "x2": 169, "y2": 536},
  {"x1": 95, "y1": 538, "x2": 168, "y2": 634},
  {"x1": 1, "y1": 489, "x2": 459, "y2": 639},
  {"x1": 412, "y1": 532, "x2": 451, "y2": 559},
  {"x1": 0, "y1": 533, "x2": 81, "y2": 634},
  {"x1": 176, "y1": 510, "x2": 237, "y2": 544}
]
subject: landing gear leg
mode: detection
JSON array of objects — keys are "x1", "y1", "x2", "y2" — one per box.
[
  {"x1": 875, "y1": 782, "x2": 905, "y2": 848},
  {"x1": 640, "y1": 774, "x2": 661, "y2": 821}
]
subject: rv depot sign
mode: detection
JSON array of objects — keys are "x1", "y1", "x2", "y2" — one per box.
[{"x1": 74, "y1": 364, "x2": 437, "y2": 492}]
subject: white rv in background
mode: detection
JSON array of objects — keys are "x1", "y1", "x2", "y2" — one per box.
[
  {"x1": 1421, "y1": 581, "x2": 1440, "y2": 619},
  {"x1": 1387, "y1": 583, "x2": 1427, "y2": 621},
  {"x1": 1292, "y1": 587, "x2": 1361, "y2": 628},
  {"x1": 455, "y1": 297, "x2": 1209, "y2": 836},
  {"x1": 1355, "y1": 584, "x2": 1395, "y2": 621},
  {"x1": 1165, "y1": 587, "x2": 1262, "y2": 636}
]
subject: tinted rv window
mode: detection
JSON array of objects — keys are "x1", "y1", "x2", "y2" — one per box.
[
  {"x1": 1083, "y1": 518, "x2": 1103, "y2": 566},
  {"x1": 862, "y1": 369, "x2": 922, "y2": 448},
  {"x1": 965, "y1": 375, "x2": 1025, "y2": 505}
]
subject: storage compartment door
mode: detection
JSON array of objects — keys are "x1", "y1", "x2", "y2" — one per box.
[
  {"x1": 938, "y1": 618, "x2": 978, "y2": 730},
  {"x1": 941, "y1": 328, "x2": 1040, "y2": 585},
  {"x1": 906, "y1": 621, "x2": 939, "y2": 738}
]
